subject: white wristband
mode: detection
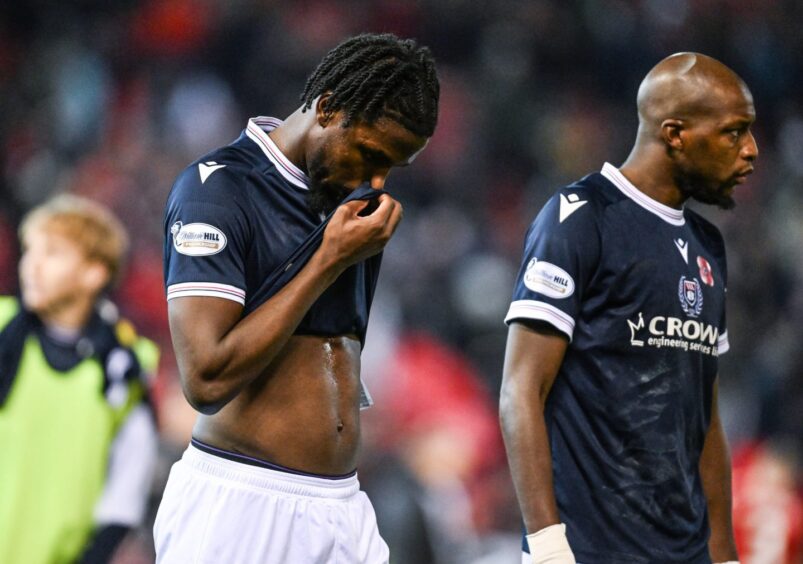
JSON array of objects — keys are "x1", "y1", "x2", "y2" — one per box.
[
  {"x1": 526, "y1": 523, "x2": 576, "y2": 564},
  {"x1": 714, "y1": 562, "x2": 740, "y2": 564}
]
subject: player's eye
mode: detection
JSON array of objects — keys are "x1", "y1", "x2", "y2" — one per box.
[{"x1": 725, "y1": 129, "x2": 742, "y2": 143}]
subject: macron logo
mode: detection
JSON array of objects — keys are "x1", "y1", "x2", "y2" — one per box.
[
  {"x1": 674, "y1": 238, "x2": 688, "y2": 264},
  {"x1": 198, "y1": 161, "x2": 226, "y2": 184},
  {"x1": 559, "y1": 193, "x2": 587, "y2": 223}
]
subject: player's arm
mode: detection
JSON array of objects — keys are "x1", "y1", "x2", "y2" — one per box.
[
  {"x1": 500, "y1": 320, "x2": 575, "y2": 563},
  {"x1": 700, "y1": 376, "x2": 739, "y2": 563},
  {"x1": 170, "y1": 195, "x2": 402, "y2": 414}
]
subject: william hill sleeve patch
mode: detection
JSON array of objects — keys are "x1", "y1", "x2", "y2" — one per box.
[{"x1": 171, "y1": 222, "x2": 227, "y2": 256}]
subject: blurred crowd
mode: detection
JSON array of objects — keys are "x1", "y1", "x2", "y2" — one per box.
[{"x1": 1, "y1": 1, "x2": 801, "y2": 562}]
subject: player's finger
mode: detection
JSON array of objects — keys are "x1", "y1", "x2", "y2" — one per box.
[
  {"x1": 369, "y1": 194, "x2": 397, "y2": 223},
  {"x1": 337, "y1": 199, "x2": 370, "y2": 219},
  {"x1": 383, "y1": 200, "x2": 404, "y2": 237}
]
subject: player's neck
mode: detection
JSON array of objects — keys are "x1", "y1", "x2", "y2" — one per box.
[
  {"x1": 268, "y1": 107, "x2": 311, "y2": 173},
  {"x1": 619, "y1": 148, "x2": 687, "y2": 210}
]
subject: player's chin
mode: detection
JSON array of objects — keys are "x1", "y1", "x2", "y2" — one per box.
[
  {"x1": 713, "y1": 187, "x2": 737, "y2": 210},
  {"x1": 691, "y1": 185, "x2": 736, "y2": 210},
  {"x1": 307, "y1": 181, "x2": 350, "y2": 215}
]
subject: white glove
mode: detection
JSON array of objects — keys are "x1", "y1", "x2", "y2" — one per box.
[{"x1": 526, "y1": 523, "x2": 576, "y2": 564}]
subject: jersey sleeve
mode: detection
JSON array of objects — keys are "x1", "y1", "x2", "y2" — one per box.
[
  {"x1": 505, "y1": 190, "x2": 601, "y2": 340},
  {"x1": 164, "y1": 164, "x2": 251, "y2": 305}
]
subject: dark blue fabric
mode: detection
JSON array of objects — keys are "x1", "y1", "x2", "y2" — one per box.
[
  {"x1": 248, "y1": 183, "x2": 384, "y2": 345},
  {"x1": 509, "y1": 172, "x2": 726, "y2": 563},
  {"x1": 78, "y1": 524, "x2": 129, "y2": 564},
  {"x1": 163, "y1": 131, "x2": 384, "y2": 345}
]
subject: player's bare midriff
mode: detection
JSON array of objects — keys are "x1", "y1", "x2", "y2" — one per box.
[{"x1": 192, "y1": 334, "x2": 363, "y2": 476}]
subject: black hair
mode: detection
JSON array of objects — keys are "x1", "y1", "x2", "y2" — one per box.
[{"x1": 300, "y1": 33, "x2": 439, "y2": 137}]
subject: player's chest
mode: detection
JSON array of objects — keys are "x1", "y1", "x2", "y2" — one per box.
[
  {"x1": 593, "y1": 220, "x2": 726, "y2": 353},
  {"x1": 248, "y1": 190, "x2": 323, "y2": 275}
]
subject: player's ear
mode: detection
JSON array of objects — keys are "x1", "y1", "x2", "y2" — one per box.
[
  {"x1": 316, "y1": 93, "x2": 335, "y2": 127},
  {"x1": 661, "y1": 119, "x2": 685, "y2": 151}
]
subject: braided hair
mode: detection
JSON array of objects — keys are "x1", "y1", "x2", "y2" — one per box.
[{"x1": 300, "y1": 33, "x2": 439, "y2": 137}]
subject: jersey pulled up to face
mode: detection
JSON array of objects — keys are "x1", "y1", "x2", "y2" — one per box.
[
  {"x1": 163, "y1": 117, "x2": 380, "y2": 345},
  {"x1": 507, "y1": 163, "x2": 728, "y2": 564}
]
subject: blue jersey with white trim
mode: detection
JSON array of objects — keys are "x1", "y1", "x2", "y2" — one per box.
[
  {"x1": 163, "y1": 117, "x2": 380, "y2": 345},
  {"x1": 507, "y1": 163, "x2": 728, "y2": 564}
]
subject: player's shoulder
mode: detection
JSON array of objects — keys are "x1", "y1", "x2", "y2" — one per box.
[
  {"x1": 535, "y1": 172, "x2": 616, "y2": 229},
  {"x1": 178, "y1": 145, "x2": 251, "y2": 188},
  {"x1": 168, "y1": 143, "x2": 259, "y2": 210},
  {"x1": 560, "y1": 171, "x2": 622, "y2": 207}
]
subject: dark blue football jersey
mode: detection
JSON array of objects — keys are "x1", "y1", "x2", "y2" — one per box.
[
  {"x1": 163, "y1": 117, "x2": 381, "y2": 345},
  {"x1": 507, "y1": 163, "x2": 729, "y2": 564}
]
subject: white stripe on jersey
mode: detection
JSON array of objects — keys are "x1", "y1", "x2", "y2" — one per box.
[
  {"x1": 246, "y1": 117, "x2": 310, "y2": 190},
  {"x1": 167, "y1": 282, "x2": 246, "y2": 305},
  {"x1": 505, "y1": 299, "x2": 575, "y2": 341},
  {"x1": 602, "y1": 163, "x2": 686, "y2": 226}
]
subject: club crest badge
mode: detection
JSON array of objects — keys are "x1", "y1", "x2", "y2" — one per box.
[
  {"x1": 697, "y1": 256, "x2": 714, "y2": 287},
  {"x1": 678, "y1": 276, "x2": 704, "y2": 318}
]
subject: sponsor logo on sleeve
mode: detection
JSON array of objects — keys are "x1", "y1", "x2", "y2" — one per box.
[
  {"x1": 171, "y1": 221, "x2": 227, "y2": 256},
  {"x1": 523, "y1": 258, "x2": 575, "y2": 299}
]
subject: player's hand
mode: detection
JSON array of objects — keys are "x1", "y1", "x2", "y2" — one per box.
[
  {"x1": 527, "y1": 524, "x2": 576, "y2": 564},
  {"x1": 322, "y1": 193, "x2": 403, "y2": 268}
]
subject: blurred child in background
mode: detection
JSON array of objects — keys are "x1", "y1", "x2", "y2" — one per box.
[{"x1": 0, "y1": 195, "x2": 158, "y2": 564}]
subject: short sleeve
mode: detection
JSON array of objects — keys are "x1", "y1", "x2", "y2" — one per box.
[
  {"x1": 505, "y1": 190, "x2": 601, "y2": 340},
  {"x1": 163, "y1": 164, "x2": 251, "y2": 305}
]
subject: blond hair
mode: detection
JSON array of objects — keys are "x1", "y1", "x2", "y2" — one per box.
[{"x1": 19, "y1": 194, "x2": 129, "y2": 286}]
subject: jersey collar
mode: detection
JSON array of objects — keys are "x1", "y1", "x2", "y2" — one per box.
[
  {"x1": 601, "y1": 162, "x2": 685, "y2": 226},
  {"x1": 246, "y1": 117, "x2": 310, "y2": 190}
]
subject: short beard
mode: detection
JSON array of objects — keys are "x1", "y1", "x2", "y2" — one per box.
[
  {"x1": 305, "y1": 149, "x2": 350, "y2": 215},
  {"x1": 676, "y1": 174, "x2": 736, "y2": 210},
  {"x1": 307, "y1": 181, "x2": 350, "y2": 216}
]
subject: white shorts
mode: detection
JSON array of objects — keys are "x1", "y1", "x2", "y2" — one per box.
[{"x1": 154, "y1": 443, "x2": 389, "y2": 564}]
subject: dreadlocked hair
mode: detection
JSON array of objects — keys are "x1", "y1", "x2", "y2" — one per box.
[{"x1": 300, "y1": 33, "x2": 439, "y2": 137}]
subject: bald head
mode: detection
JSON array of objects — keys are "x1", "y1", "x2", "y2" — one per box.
[
  {"x1": 636, "y1": 52, "x2": 752, "y2": 133},
  {"x1": 622, "y1": 52, "x2": 758, "y2": 211}
]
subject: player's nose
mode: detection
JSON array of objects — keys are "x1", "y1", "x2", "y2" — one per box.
[{"x1": 741, "y1": 131, "x2": 758, "y2": 162}]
